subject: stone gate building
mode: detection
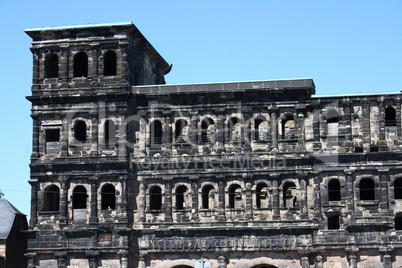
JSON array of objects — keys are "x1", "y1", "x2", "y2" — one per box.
[{"x1": 25, "y1": 22, "x2": 402, "y2": 268}]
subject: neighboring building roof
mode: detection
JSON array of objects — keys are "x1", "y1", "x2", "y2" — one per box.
[{"x1": 0, "y1": 198, "x2": 25, "y2": 240}]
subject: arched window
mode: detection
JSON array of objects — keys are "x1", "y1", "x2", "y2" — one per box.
[
  {"x1": 228, "y1": 184, "x2": 241, "y2": 209},
  {"x1": 45, "y1": 54, "x2": 58, "y2": 78},
  {"x1": 328, "y1": 214, "x2": 340, "y2": 230},
  {"x1": 101, "y1": 184, "x2": 116, "y2": 210},
  {"x1": 360, "y1": 178, "x2": 375, "y2": 201},
  {"x1": 328, "y1": 179, "x2": 341, "y2": 201},
  {"x1": 150, "y1": 186, "x2": 162, "y2": 210},
  {"x1": 126, "y1": 120, "x2": 140, "y2": 143},
  {"x1": 201, "y1": 118, "x2": 215, "y2": 143},
  {"x1": 256, "y1": 183, "x2": 268, "y2": 208},
  {"x1": 175, "y1": 185, "x2": 188, "y2": 209},
  {"x1": 72, "y1": 186, "x2": 87, "y2": 209},
  {"x1": 282, "y1": 115, "x2": 295, "y2": 139},
  {"x1": 104, "y1": 120, "x2": 115, "y2": 146},
  {"x1": 396, "y1": 213, "x2": 402, "y2": 230},
  {"x1": 202, "y1": 185, "x2": 215, "y2": 209},
  {"x1": 395, "y1": 178, "x2": 402, "y2": 199},
  {"x1": 175, "y1": 119, "x2": 187, "y2": 143},
  {"x1": 74, "y1": 120, "x2": 87, "y2": 142},
  {"x1": 283, "y1": 182, "x2": 297, "y2": 208},
  {"x1": 228, "y1": 117, "x2": 241, "y2": 142},
  {"x1": 150, "y1": 120, "x2": 162, "y2": 144},
  {"x1": 255, "y1": 118, "x2": 268, "y2": 141},
  {"x1": 73, "y1": 52, "x2": 88, "y2": 77},
  {"x1": 44, "y1": 185, "x2": 60, "y2": 212},
  {"x1": 104, "y1": 51, "x2": 117, "y2": 76},
  {"x1": 327, "y1": 110, "x2": 339, "y2": 136},
  {"x1": 385, "y1": 106, "x2": 397, "y2": 126}
]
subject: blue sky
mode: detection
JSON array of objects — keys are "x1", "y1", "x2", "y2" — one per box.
[{"x1": 0, "y1": 0, "x2": 401, "y2": 217}]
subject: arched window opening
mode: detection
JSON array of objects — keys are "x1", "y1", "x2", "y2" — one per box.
[
  {"x1": 73, "y1": 52, "x2": 88, "y2": 77},
  {"x1": 175, "y1": 119, "x2": 187, "y2": 143},
  {"x1": 228, "y1": 184, "x2": 242, "y2": 209},
  {"x1": 104, "y1": 51, "x2": 117, "y2": 76},
  {"x1": 328, "y1": 179, "x2": 341, "y2": 201},
  {"x1": 327, "y1": 110, "x2": 339, "y2": 136},
  {"x1": 126, "y1": 120, "x2": 140, "y2": 143},
  {"x1": 396, "y1": 213, "x2": 402, "y2": 230},
  {"x1": 175, "y1": 185, "x2": 188, "y2": 209},
  {"x1": 385, "y1": 106, "x2": 397, "y2": 126},
  {"x1": 328, "y1": 214, "x2": 340, "y2": 230},
  {"x1": 104, "y1": 120, "x2": 115, "y2": 146},
  {"x1": 201, "y1": 118, "x2": 215, "y2": 143},
  {"x1": 72, "y1": 186, "x2": 87, "y2": 209},
  {"x1": 250, "y1": 265, "x2": 278, "y2": 268},
  {"x1": 45, "y1": 54, "x2": 58, "y2": 78},
  {"x1": 101, "y1": 184, "x2": 116, "y2": 210},
  {"x1": 282, "y1": 115, "x2": 295, "y2": 139},
  {"x1": 44, "y1": 185, "x2": 60, "y2": 212},
  {"x1": 228, "y1": 117, "x2": 241, "y2": 142},
  {"x1": 150, "y1": 120, "x2": 162, "y2": 144},
  {"x1": 74, "y1": 120, "x2": 87, "y2": 142},
  {"x1": 255, "y1": 119, "x2": 268, "y2": 141},
  {"x1": 395, "y1": 178, "x2": 402, "y2": 199},
  {"x1": 283, "y1": 182, "x2": 297, "y2": 208},
  {"x1": 256, "y1": 183, "x2": 268, "y2": 208},
  {"x1": 360, "y1": 178, "x2": 375, "y2": 201},
  {"x1": 150, "y1": 186, "x2": 162, "y2": 210},
  {"x1": 202, "y1": 185, "x2": 215, "y2": 209}
]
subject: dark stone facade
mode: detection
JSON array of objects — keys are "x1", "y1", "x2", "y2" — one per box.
[{"x1": 25, "y1": 22, "x2": 402, "y2": 267}]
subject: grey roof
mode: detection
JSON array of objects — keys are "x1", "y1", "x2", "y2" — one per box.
[
  {"x1": 0, "y1": 198, "x2": 25, "y2": 240},
  {"x1": 24, "y1": 21, "x2": 132, "y2": 32}
]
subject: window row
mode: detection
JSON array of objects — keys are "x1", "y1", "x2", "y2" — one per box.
[{"x1": 44, "y1": 51, "x2": 117, "y2": 79}]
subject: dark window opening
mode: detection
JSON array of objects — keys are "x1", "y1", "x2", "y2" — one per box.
[
  {"x1": 73, "y1": 186, "x2": 87, "y2": 209},
  {"x1": 104, "y1": 120, "x2": 115, "y2": 146},
  {"x1": 44, "y1": 185, "x2": 60, "y2": 211},
  {"x1": 328, "y1": 215, "x2": 340, "y2": 230},
  {"x1": 326, "y1": 110, "x2": 339, "y2": 123},
  {"x1": 46, "y1": 129, "x2": 60, "y2": 142},
  {"x1": 355, "y1": 147, "x2": 363, "y2": 152},
  {"x1": 104, "y1": 51, "x2": 117, "y2": 76},
  {"x1": 228, "y1": 117, "x2": 241, "y2": 142},
  {"x1": 101, "y1": 184, "x2": 116, "y2": 210},
  {"x1": 74, "y1": 120, "x2": 87, "y2": 142},
  {"x1": 396, "y1": 213, "x2": 402, "y2": 230},
  {"x1": 394, "y1": 178, "x2": 402, "y2": 199},
  {"x1": 256, "y1": 183, "x2": 268, "y2": 208},
  {"x1": 201, "y1": 118, "x2": 214, "y2": 143},
  {"x1": 126, "y1": 120, "x2": 140, "y2": 143},
  {"x1": 150, "y1": 186, "x2": 162, "y2": 210},
  {"x1": 282, "y1": 115, "x2": 295, "y2": 139},
  {"x1": 45, "y1": 54, "x2": 58, "y2": 78},
  {"x1": 328, "y1": 179, "x2": 341, "y2": 201},
  {"x1": 175, "y1": 119, "x2": 187, "y2": 143},
  {"x1": 202, "y1": 185, "x2": 215, "y2": 209},
  {"x1": 175, "y1": 185, "x2": 188, "y2": 209},
  {"x1": 283, "y1": 182, "x2": 297, "y2": 208},
  {"x1": 73, "y1": 52, "x2": 88, "y2": 77},
  {"x1": 360, "y1": 178, "x2": 375, "y2": 201},
  {"x1": 150, "y1": 120, "x2": 162, "y2": 144},
  {"x1": 228, "y1": 184, "x2": 241, "y2": 209},
  {"x1": 385, "y1": 106, "x2": 397, "y2": 126}
]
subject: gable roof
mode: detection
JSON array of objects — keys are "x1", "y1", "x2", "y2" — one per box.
[{"x1": 0, "y1": 198, "x2": 25, "y2": 240}]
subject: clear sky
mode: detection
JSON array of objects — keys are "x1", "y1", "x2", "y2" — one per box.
[{"x1": 0, "y1": 0, "x2": 401, "y2": 217}]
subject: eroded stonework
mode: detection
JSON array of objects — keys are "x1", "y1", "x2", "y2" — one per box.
[{"x1": 26, "y1": 22, "x2": 402, "y2": 268}]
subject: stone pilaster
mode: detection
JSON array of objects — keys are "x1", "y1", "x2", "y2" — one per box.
[
  {"x1": 191, "y1": 180, "x2": 199, "y2": 221},
  {"x1": 378, "y1": 98, "x2": 387, "y2": 151},
  {"x1": 361, "y1": 99, "x2": 370, "y2": 152},
  {"x1": 119, "y1": 176, "x2": 129, "y2": 222},
  {"x1": 271, "y1": 111, "x2": 278, "y2": 149},
  {"x1": 89, "y1": 177, "x2": 98, "y2": 224},
  {"x1": 245, "y1": 182, "x2": 253, "y2": 220},
  {"x1": 138, "y1": 182, "x2": 146, "y2": 222},
  {"x1": 26, "y1": 252, "x2": 37, "y2": 268},
  {"x1": 301, "y1": 256, "x2": 310, "y2": 268},
  {"x1": 118, "y1": 250, "x2": 129, "y2": 268},
  {"x1": 59, "y1": 176, "x2": 68, "y2": 224},
  {"x1": 343, "y1": 101, "x2": 354, "y2": 152},
  {"x1": 217, "y1": 179, "x2": 226, "y2": 221},
  {"x1": 217, "y1": 255, "x2": 227, "y2": 268},
  {"x1": 55, "y1": 252, "x2": 67, "y2": 268},
  {"x1": 272, "y1": 176, "x2": 280, "y2": 220},
  {"x1": 31, "y1": 116, "x2": 39, "y2": 159},
  {"x1": 86, "y1": 250, "x2": 99, "y2": 268},
  {"x1": 164, "y1": 178, "x2": 173, "y2": 222},
  {"x1": 29, "y1": 179, "x2": 38, "y2": 227}
]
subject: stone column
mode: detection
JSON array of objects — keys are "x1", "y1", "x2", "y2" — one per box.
[
  {"x1": 89, "y1": 177, "x2": 98, "y2": 224},
  {"x1": 31, "y1": 116, "x2": 40, "y2": 159},
  {"x1": 271, "y1": 111, "x2": 278, "y2": 149},
  {"x1": 190, "y1": 116, "x2": 198, "y2": 147},
  {"x1": 164, "y1": 178, "x2": 173, "y2": 222},
  {"x1": 245, "y1": 181, "x2": 253, "y2": 220},
  {"x1": 86, "y1": 251, "x2": 99, "y2": 268},
  {"x1": 361, "y1": 99, "x2": 371, "y2": 152},
  {"x1": 164, "y1": 116, "x2": 172, "y2": 147},
  {"x1": 217, "y1": 179, "x2": 226, "y2": 221},
  {"x1": 296, "y1": 109, "x2": 305, "y2": 152},
  {"x1": 118, "y1": 250, "x2": 129, "y2": 268},
  {"x1": 312, "y1": 173, "x2": 321, "y2": 222},
  {"x1": 298, "y1": 173, "x2": 308, "y2": 219},
  {"x1": 378, "y1": 98, "x2": 387, "y2": 151},
  {"x1": 345, "y1": 170, "x2": 355, "y2": 219},
  {"x1": 55, "y1": 252, "x2": 67, "y2": 268},
  {"x1": 29, "y1": 179, "x2": 38, "y2": 227},
  {"x1": 314, "y1": 255, "x2": 323, "y2": 268},
  {"x1": 348, "y1": 254, "x2": 357, "y2": 268},
  {"x1": 378, "y1": 168, "x2": 390, "y2": 215},
  {"x1": 343, "y1": 101, "x2": 353, "y2": 152},
  {"x1": 191, "y1": 180, "x2": 199, "y2": 221},
  {"x1": 312, "y1": 109, "x2": 321, "y2": 151},
  {"x1": 138, "y1": 255, "x2": 146, "y2": 268},
  {"x1": 301, "y1": 256, "x2": 310, "y2": 268},
  {"x1": 119, "y1": 176, "x2": 129, "y2": 222},
  {"x1": 61, "y1": 118, "x2": 68, "y2": 157},
  {"x1": 217, "y1": 255, "x2": 227, "y2": 268},
  {"x1": 272, "y1": 177, "x2": 280, "y2": 220},
  {"x1": 32, "y1": 50, "x2": 40, "y2": 87},
  {"x1": 60, "y1": 48, "x2": 69, "y2": 88},
  {"x1": 90, "y1": 118, "x2": 98, "y2": 156},
  {"x1": 138, "y1": 182, "x2": 146, "y2": 222},
  {"x1": 59, "y1": 177, "x2": 68, "y2": 224}
]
